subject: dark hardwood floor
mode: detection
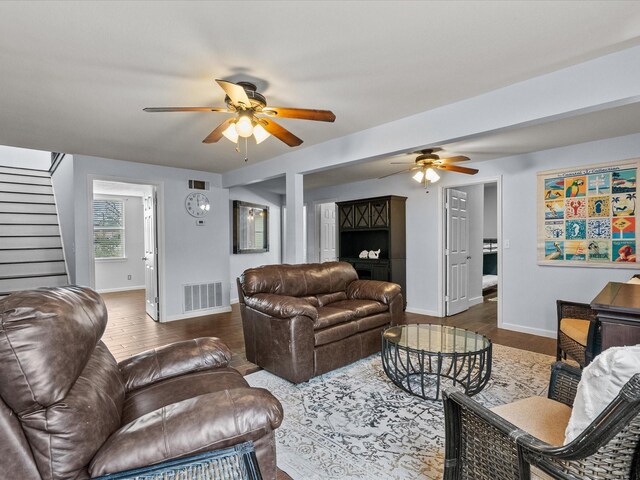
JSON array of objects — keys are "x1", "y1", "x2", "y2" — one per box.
[
  {"x1": 101, "y1": 288, "x2": 555, "y2": 480},
  {"x1": 102, "y1": 288, "x2": 555, "y2": 369}
]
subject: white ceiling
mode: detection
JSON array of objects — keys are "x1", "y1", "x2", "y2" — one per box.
[{"x1": 1, "y1": 1, "x2": 640, "y2": 178}]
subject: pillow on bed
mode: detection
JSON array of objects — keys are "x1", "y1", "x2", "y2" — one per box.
[{"x1": 564, "y1": 344, "x2": 640, "y2": 444}]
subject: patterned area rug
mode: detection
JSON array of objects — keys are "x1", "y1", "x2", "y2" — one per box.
[{"x1": 246, "y1": 344, "x2": 554, "y2": 480}]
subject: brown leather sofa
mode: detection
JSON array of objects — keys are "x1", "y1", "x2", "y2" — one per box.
[
  {"x1": 0, "y1": 286, "x2": 283, "y2": 480},
  {"x1": 237, "y1": 261, "x2": 403, "y2": 383}
]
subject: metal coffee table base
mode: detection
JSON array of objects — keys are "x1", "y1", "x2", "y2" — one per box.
[{"x1": 382, "y1": 336, "x2": 492, "y2": 401}]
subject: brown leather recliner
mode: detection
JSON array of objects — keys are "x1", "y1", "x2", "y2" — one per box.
[
  {"x1": 237, "y1": 261, "x2": 403, "y2": 383},
  {"x1": 0, "y1": 286, "x2": 283, "y2": 480}
]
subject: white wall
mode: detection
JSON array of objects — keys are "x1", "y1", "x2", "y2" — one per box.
[
  {"x1": 0, "y1": 145, "x2": 51, "y2": 170},
  {"x1": 64, "y1": 155, "x2": 230, "y2": 322},
  {"x1": 94, "y1": 194, "x2": 146, "y2": 293},
  {"x1": 484, "y1": 184, "x2": 498, "y2": 238},
  {"x1": 305, "y1": 133, "x2": 640, "y2": 334},
  {"x1": 228, "y1": 186, "x2": 282, "y2": 302}
]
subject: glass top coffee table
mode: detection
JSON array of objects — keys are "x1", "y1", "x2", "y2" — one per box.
[{"x1": 381, "y1": 324, "x2": 492, "y2": 401}]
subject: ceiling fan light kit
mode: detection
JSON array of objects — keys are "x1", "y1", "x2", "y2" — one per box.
[
  {"x1": 144, "y1": 78, "x2": 336, "y2": 155},
  {"x1": 381, "y1": 148, "x2": 478, "y2": 191}
]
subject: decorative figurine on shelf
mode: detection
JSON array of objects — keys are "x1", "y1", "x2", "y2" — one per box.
[
  {"x1": 368, "y1": 249, "x2": 381, "y2": 259},
  {"x1": 359, "y1": 250, "x2": 369, "y2": 259}
]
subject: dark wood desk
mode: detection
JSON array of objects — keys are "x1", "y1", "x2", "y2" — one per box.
[{"x1": 590, "y1": 282, "x2": 640, "y2": 351}]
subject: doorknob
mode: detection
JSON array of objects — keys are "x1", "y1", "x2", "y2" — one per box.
[
  {"x1": 142, "y1": 256, "x2": 148, "y2": 261},
  {"x1": 466, "y1": 256, "x2": 472, "y2": 259}
]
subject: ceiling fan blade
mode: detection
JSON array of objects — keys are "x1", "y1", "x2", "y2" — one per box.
[
  {"x1": 437, "y1": 155, "x2": 470, "y2": 163},
  {"x1": 390, "y1": 161, "x2": 415, "y2": 165},
  {"x1": 259, "y1": 118, "x2": 303, "y2": 147},
  {"x1": 202, "y1": 118, "x2": 234, "y2": 144},
  {"x1": 143, "y1": 107, "x2": 229, "y2": 113},
  {"x1": 378, "y1": 167, "x2": 417, "y2": 179},
  {"x1": 262, "y1": 107, "x2": 336, "y2": 122},
  {"x1": 215, "y1": 79, "x2": 252, "y2": 109},
  {"x1": 435, "y1": 164, "x2": 479, "y2": 175}
]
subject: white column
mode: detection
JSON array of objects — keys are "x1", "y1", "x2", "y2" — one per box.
[{"x1": 285, "y1": 171, "x2": 304, "y2": 264}]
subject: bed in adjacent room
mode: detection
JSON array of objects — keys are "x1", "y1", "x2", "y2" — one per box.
[{"x1": 483, "y1": 238, "x2": 498, "y2": 291}]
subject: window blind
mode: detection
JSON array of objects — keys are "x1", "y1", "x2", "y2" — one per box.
[{"x1": 93, "y1": 199, "x2": 125, "y2": 258}]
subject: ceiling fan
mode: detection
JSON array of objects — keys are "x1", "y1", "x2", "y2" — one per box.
[
  {"x1": 143, "y1": 79, "x2": 336, "y2": 147},
  {"x1": 381, "y1": 148, "x2": 478, "y2": 189}
]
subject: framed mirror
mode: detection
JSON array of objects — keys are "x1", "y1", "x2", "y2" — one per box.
[{"x1": 233, "y1": 200, "x2": 269, "y2": 254}]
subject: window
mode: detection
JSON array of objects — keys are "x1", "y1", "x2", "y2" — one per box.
[{"x1": 93, "y1": 199, "x2": 125, "y2": 259}]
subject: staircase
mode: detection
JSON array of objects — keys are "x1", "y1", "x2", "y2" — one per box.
[{"x1": 0, "y1": 165, "x2": 69, "y2": 300}]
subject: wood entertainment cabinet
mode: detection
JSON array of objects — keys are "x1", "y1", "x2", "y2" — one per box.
[
  {"x1": 590, "y1": 282, "x2": 640, "y2": 351},
  {"x1": 337, "y1": 195, "x2": 406, "y2": 304}
]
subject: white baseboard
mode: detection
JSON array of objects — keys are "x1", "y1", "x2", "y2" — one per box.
[
  {"x1": 468, "y1": 296, "x2": 484, "y2": 307},
  {"x1": 405, "y1": 306, "x2": 440, "y2": 317},
  {"x1": 96, "y1": 285, "x2": 145, "y2": 294},
  {"x1": 500, "y1": 322, "x2": 556, "y2": 339},
  {"x1": 230, "y1": 297, "x2": 239, "y2": 305},
  {"x1": 163, "y1": 306, "x2": 232, "y2": 323}
]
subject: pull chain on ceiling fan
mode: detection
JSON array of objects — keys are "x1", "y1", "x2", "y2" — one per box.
[
  {"x1": 144, "y1": 79, "x2": 336, "y2": 152},
  {"x1": 380, "y1": 148, "x2": 479, "y2": 191}
]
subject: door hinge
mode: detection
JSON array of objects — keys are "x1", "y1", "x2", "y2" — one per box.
[
  {"x1": 445, "y1": 248, "x2": 449, "y2": 255},
  {"x1": 445, "y1": 295, "x2": 449, "y2": 302},
  {"x1": 154, "y1": 296, "x2": 159, "y2": 304}
]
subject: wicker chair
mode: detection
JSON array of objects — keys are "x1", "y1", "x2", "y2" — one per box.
[
  {"x1": 556, "y1": 300, "x2": 600, "y2": 368},
  {"x1": 443, "y1": 362, "x2": 640, "y2": 480}
]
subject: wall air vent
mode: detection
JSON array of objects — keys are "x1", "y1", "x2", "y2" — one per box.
[
  {"x1": 183, "y1": 282, "x2": 222, "y2": 313},
  {"x1": 188, "y1": 180, "x2": 210, "y2": 190}
]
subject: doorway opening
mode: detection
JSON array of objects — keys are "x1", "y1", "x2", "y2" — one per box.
[
  {"x1": 91, "y1": 180, "x2": 160, "y2": 321},
  {"x1": 442, "y1": 178, "x2": 501, "y2": 325}
]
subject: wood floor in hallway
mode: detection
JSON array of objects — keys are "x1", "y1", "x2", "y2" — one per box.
[{"x1": 101, "y1": 289, "x2": 555, "y2": 372}]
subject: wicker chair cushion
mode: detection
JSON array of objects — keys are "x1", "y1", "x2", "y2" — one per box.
[
  {"x1": 491, "y1": 396, "x2": 571, "y2": 446},
  {"x1": 559, "y1": 318, "x2": 590, "y2": 346},
  {"x1": 564, "y1": 344, "x2": 640, "y2": 444}
]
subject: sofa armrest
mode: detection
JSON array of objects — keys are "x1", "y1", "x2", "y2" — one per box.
[
  {"x1": 347, "y1": 280, "x2": 401, "y2": 305},
  {"x1": 89, "y1": 387, "x2": 283, "y2": 477},
  {"x1": 244, "y1": 293, "x2": 318, "y2": 321},
  {"x1": 118, "y1": 338, "x2": 231, "y2": 392}
]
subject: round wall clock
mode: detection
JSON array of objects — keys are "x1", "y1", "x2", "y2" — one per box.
[{"x1": 185, "y1": 192, "x2": 210, "y2": 217}]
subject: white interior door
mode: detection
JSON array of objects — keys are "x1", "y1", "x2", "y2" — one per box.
[
  {"x1": 143, "y1": 191, "x2": 159, "y2": 321},
  {"x1": 319, "y1": 203, "x2": 337, "y2": 262},
  {"x1": 446, "y1": 188, "x2": 470, "y2": 316}
]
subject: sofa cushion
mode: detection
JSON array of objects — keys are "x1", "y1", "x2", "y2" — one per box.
[
  {"x1": 347, "y1": 279, "x2": 401, "y2": 304},
  {"x1": 240, "y1": 261, "x2": 358, "y2": 297},
  {"x1": 559, "y1": 318, "x2": 589, "y2": 346},
  {"x1": 122, "y1": 367, "x2": 248, "y2": 425},
  {"x1": 564, "y1": 345, "x2": 640, "y2": 444},
  {"x1": 314, "y1": 322, "x2": 358, "y2": 346},
  {"x1": 315, "y1": 306, "x2": 356, "y2": 329},
  {"x1": 90, "y1": 387, "x2": 284, "y2": 478},
  {"x1": 355, "y1": 312, "x2": 390, "y2": 332},
  {"x1": 330, "y1": 299, "x2": 388, "y2": 318},
  {"x1": 301, "y1": 295, "x2": 320, "y2": 307},
  {"x1": 0, "y1": 286, "x2": 108, "y2": 414},
  {"x1": 316, "y1": 291, "x2": 347, "y2": 306}
]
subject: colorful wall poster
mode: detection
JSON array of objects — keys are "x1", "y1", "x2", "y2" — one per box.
[{"x1": 538, "y1": 160, "x2": 639, "y2": 268}]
